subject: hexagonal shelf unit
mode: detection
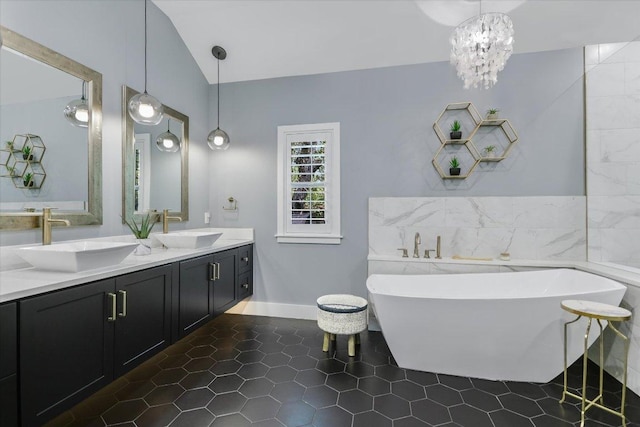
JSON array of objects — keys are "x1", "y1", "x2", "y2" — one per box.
[
  {"x1": 1, "y1": 134, "x2": 47, "y2": 189},
  {"x1": 468, "y1": 119, "x2": 519, "y2": 162},
  {"x1": 432, "y1": 103, "x2": 518, "y2": 179},
  {"x1": 433, "y1": 102, "x2": 483, "y2": 145}
]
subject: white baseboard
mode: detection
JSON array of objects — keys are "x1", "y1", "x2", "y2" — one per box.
[{"x1": 225, "y1": 300, "x2": 317, "y2": 320}]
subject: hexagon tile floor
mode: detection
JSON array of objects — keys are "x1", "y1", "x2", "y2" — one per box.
[{"x1": 47, "y1": 314, "x2": 640, "y2": 427}]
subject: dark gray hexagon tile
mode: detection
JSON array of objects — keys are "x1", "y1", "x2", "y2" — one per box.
[
  {"x1": 461, "y1": 388, "x2": 501, "y2": 411},
  {"x1": 316, "y1": 358, "x2": 345, "y2": 374},
  {"x1": 267, "y1": 365, "x2": 298, "y2": 383},
  {"x1": 210, "y1": 359, "x2": 242, "y2": 375},
  {"x1": 439, "y1": 374, "x2": 474, "y2": 391},
  {"x1": 295, "y1": 369, "x2": 327, "y2": 388},
  {"x1": 259, "y1": 341, "x2": 286, "y2": 354},
  {"x1": 262, "y1": 352, "x2": 290, "y2": 367},
  {"x1": 353, "y1": 410, "x2": 392, "y2": 427},
  {"x1": 180, "y1": 371, "x2": 215, "y2": 390},
  {"x1": 359, "y1": 351, "x2": 389, "y2": 366},
  {"x1": 144, "y1": 384, "x2": 185, "y2": 406},
  {"x1": 536, "y1": 396, "x2": 581, "y2": 423},
  {"x1": 168, "y1": 408, "x2": 214, "y2": 427},
  {"x1": 358, "y1": 376, "x2": 390, "y2": 396},
  {"x1": 271, "y1": 381, "x2": 306, "y2": 403},
  {"x1": 156, "y1": 354, "x2": 190, "y2": 370},
  {"x1": 186, "y1": 345, "x2": 215, "y2": 358},
  {"x1": 303, "y1": 385, "x2": 339, "y2": 409},
  {"x1": 242, "y1": 395, "x2": 281, "y2": 422},
  {"x1": 337, "y1": 389, "x2": 373, "y2": 414},
  {"x1": 375, "y1": 364, "x2": 405, "y2": 382},
  {"x1": 490, "y1": 408, "x2": 536, "y2": 426},
  {"x1": 207, "y1": 391, "x2": 247, "y2": 416},
  {"x1": 135, "y1": 403, "x2": 180, "y2": 427},
  {"x1": 345, "y1": 361, "x2": 374, "y2": 378},
  {"x1": 183, "y1": 356, "x2": 215, "y2": 372},
  {"x1": 236, "y1": 349, "x2": 267, "y2": 364},
  {"x1": 405, "y1": 369, "x2": 438, "y2": 386},
  {"x1": 449, "y1": 403, "x2": 493, "y2": 427},
  {"x1": 426, "y1": 384, "x2": 463, "y2": 406},
  {"x1": 326, "y1": 372, "x2": 358, "y2": 391},
  {"x1": 276, "y1": 401, "x2": 315, "y2": 426},
  {"x1": 531, "y1": 414, "x2": 575, "y2": 427},
  {"x1": 394, "y1": 416, "x2": 430, "y2": 427},
  {"x1": 312, "y1": 405, "x2": 352, "y2": 427},
  {"x1": 374, "y1": 393, "x2": 411, "y2": 419},
  {"x1": 114, "y1": 381, "x2": 156, "y2": 401},
  {"x1": 209, "y1": 374, "x2": 244, "y2": 393},
  {"x1": 290, "y1": 355, "x2": 318, "y2": 370},
  {"x1": 239, "y1": 377, "x2": 275, "y2": 398},
  {"x1": 411, "y1": 399, "x2": 452, "y2": 425},
  {"x1": 499, "y1": 394, "x2": 543, "y2": 417},
  {"x1": 102, "y1": 399, "x2": 148, "y2": 425},
  {"x1": 174, "y1": 387, "x2": 214, "y2": 410},
  {"x1": 283, "y1": 344, "x2": 310, "y2": 357},
  {"x1": 391, "y1": 380, "x2": 426, "y2": 401},
  {"x1": 238, "y1": 362, "x2": 270, "y2": 379},
  {"x1": 506, "y1": 381, "x2": 548, "y2": 400},
  {"x1": 152, "y1": 368, "x2": 188, "y2": 386},
  {"x1": 236, "y1": 339, "x2": 262, "y2": 351},
  {"x1": 278, "y1": 334, "x2": 303, "y2": 345},
  {"x1": 470, "y1": 377, "x2": 510, "y2": 395},
  {"x1": 189, "y1": 335, "x2": 216, "y2": 347},
  {"x1": 252, "y1": 418, "x2": 286, "y2": 427},
  {"x1": 211, "y1": 347, "x2": 241, "y2": 361}
]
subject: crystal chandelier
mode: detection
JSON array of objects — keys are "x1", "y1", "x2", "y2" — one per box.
[{"x1": 450, "y1": 12, "x2": 514, "y2": 89}]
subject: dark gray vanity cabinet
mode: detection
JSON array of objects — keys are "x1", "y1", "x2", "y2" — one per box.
[
  {"x1": 237, "y1": 244, "x2": 254, "y2": 300},
  {"x1": 178, "y1": 254, "x2": 216, "y2": 338},
  {"x1": 20, "y1": 279, "x2": 115, "y2": 427},
  {"x1": 19, "y1": 265, "x2": 172, "y2": 427},
  {"x1": 213, "y1": 249, "x2": 237, "y2": 315},
  {"x1": 0, "y1": 302, "x2": 18, "y2": 427}
]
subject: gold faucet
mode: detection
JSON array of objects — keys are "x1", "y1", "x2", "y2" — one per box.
[
  {"x1": 42, "y1": 208, "x2": 70, "y2": 245},
  {"x1": 162, "y1": 209, "x2": 182, "y2": 233}
]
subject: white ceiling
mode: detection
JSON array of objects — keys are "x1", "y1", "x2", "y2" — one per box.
[{"x1": 154, "y1": 0, "x2": 640, "y2": 85}]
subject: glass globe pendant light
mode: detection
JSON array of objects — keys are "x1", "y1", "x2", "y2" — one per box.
[
  {"x1": 128, "y1": 0, "x2": 164, "y2": 125},
  {"x1": 63, "y1": 80, "x2": 89, "y2": 128},
  {"x1": 207, "y1": 46, "x2": 230, "y2": 150},
  {"x1": 156, "y1": 119, "x2": 180, "y2": 152}
]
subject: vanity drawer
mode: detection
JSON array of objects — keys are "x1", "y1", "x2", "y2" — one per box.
[
  {"x1": 238, "y1": 271, "x2": 253, "y2": 300},
  {"x1": 238, "y1": 244, "x2": 253, "y2": 274}
]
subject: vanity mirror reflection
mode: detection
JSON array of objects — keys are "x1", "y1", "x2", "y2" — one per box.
[
  {"x1": 0, "y1": 26, "x2": 102, "y2": 230},
  {"x1": 122, "y1": 86, "x2": 188, "y2": 225}
]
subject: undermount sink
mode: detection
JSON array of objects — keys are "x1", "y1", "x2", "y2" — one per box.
[
  {"x1": 154, "y1": 231, "x2": 223, "y2": 249},
  {"x1": 16, "y1": 241, "x2": 139, "y2": 273}
]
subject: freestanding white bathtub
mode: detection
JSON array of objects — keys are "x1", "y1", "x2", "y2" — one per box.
[{"x1": 366, "y1": 269, "x2": 627, "y2": 382}]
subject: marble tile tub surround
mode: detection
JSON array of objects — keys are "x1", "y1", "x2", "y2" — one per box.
[
  {"x1": 586, "y1": 40, "x2": 640, "y2": 269},
  {"x1": 369, "y1": 196, "x2": 587, "y2": 261}
]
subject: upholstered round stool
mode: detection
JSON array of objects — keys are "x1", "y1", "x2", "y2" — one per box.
[
  {"x1": 560, "y1": 299, "x2": 632, "y2": 427},
  {"x1": 317, "y1": 294, "x2": 368, "y2": 357}
]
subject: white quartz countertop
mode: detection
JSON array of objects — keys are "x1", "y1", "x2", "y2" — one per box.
[
  {"x1": 367, "y1": 254, "x2": 640, "y2": 289},
  {"x1": 0, "y1": 228, "x2": 254, "y2": 303}
]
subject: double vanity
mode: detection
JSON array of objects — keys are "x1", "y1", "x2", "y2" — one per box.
[{"x1": 0, "y1": 228, "x2": 254, "y2": 427}]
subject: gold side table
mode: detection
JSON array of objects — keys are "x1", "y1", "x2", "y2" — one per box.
[{"x1": 560, "y1": 299, "x2": 632, "y2": 427}]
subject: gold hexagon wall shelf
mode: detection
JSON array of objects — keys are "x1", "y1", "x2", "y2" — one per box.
[{"x1": 433, "y1": 103, "x2": 518, "y2": 179}]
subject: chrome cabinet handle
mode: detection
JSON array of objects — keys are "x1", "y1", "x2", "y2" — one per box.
[
  {"x1": 209, "y1": 262, "x2": 216, "y2": 281},
  {"x1": 118, "y1": 290, "x2": 127, "y2": 317},
  {"x1": 216, "y1": 262, "x2": 221, "y2": 280},
  {"x1": 242, "y1": 257, "x2": 249, "y2": 262},
  {"x1": 241, "y1": 283, "x2": 249, "y2": 290},
  {"x1": 107, "y1": 293, "x2": 117, "y2": 322}
]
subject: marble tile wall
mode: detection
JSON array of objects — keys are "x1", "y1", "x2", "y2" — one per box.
[
  {"x1": 586, "y1": 41, "x2": 640, "y2": 268},
  {"x1": 369, "y1": 196, "x2": 587, "y2": 261}
]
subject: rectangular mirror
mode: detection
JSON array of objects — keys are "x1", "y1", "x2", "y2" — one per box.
[
  {"x1": 0, "y1": 26, "x2": 102, "y2": 230},
  {"x1": 122, "y1": 86, "x2": 188, "y2": 224}
]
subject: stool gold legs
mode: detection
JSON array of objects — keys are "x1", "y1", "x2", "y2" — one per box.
[
  {"x1": 322, "y1": 332, "x2": 360, "y2": 357},
  {"x1": 560, "y1": 315, "x2": 629, "y2": 427}
]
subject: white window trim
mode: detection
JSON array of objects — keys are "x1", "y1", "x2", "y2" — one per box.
[{"x1": 276, "y1": 122, "x2": 342, "y2": 244}]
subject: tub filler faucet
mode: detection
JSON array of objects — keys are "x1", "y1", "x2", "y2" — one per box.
[{"x1": 413, "y1": 232, "x2": 421, "y2": 258}]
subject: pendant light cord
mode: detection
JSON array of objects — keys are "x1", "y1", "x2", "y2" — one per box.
[
  {"x1": 217, "y1": 58, "x2": 220, "y2": 128},
  {"x1": 144, "y1": 0, "x2": 148, "y2": 94}
]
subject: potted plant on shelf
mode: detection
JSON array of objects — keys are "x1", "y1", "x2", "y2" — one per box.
[
  {"x1": 6, "y1": 166, "x2": 15, "y2": 177},
  {"x1": 449, "y1": 156, "x2": 461, "y2": 176},
  {"x1": 22, "y1": 145, "x2": 33, "y2": 161},
  {"x1": 450, "y1": 120, "x2": 462, "y2": 140},
  {"x1": 23, "y1": 172, "x2": 34, "y2": 187},
  {"x1": 483, "y1": 145, "x2": 497, "y2": 158},
  {"x1": 486, "y1": 108, "x2": 500, "y2": 120},
  {"x1": 5, "y1": 140, "x2": 13, "y2": 151},
  {"x1": 122, "y1": 212, "x2": 157, "y2": 256}
]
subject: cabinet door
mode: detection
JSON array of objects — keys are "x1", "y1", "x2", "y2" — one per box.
[
  {"x1": 0, "y1": 302, "x2": 18, "y2": 427},
  {"x1": 179, "y1": 254, "x2": 214, "y2": 338},
  {"x1": 114, "y1": 265, "x2": 172, "y2": 377},
  {"x1": 237, "y1": 270, "x2": 253, "y2": 301},
  {"x1": 213, "y1": 249, "x2": 237, "y2": 315},
  {"x1": 20, "y1": 279, "x2": 115, "y2": 427},
  {"x1": 237, "y1": 244, "x2": 253, "y2": 274}
]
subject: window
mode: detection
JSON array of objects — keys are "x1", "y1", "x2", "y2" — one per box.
[{"x1": 276, "y1": 122, "x2": 341, "y2": 244}]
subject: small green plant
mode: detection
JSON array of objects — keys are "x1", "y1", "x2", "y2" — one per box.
[
  {"x1": 122, "y1": 212, "x2": 157, "y2": 239},
  {"x1": 487, "y1": 108, "x2": 500, "y2": 115},
  {"x1": 6, "y1": 140, "x2": 13, "y2": 149},
  {"x1": 450, "y1": 120, "x2": 461, "y2": 132},
  {"x1": 6, "y1": 166, "x2": 15, "y2": 176},
  {"x1": 484, "y1": 145, "x2": 497, "y2": 153},
  {"x1": 449, "y1": 156, "x2": 460, "y2": 168},
  {"x1": 22, "y1": 145, "x2": 32, "y2": 160},
  {"x1": 23, "y1": 172, "x2": 33, "y2": 186}
]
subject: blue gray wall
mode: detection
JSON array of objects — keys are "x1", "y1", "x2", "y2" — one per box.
[
  {"x1": 0, "y1": 0, "x2": 210, "y2": 245},
  {"x1": 209, "y1": 48, "x2": 585, "y2": 305}
]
